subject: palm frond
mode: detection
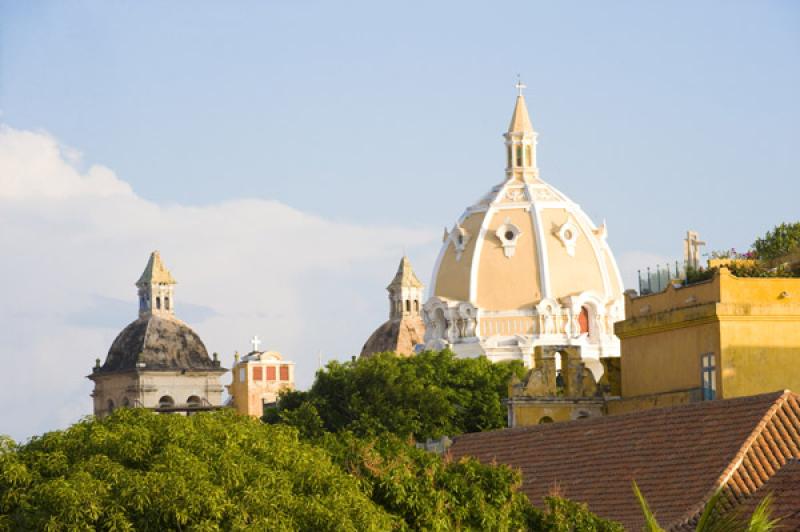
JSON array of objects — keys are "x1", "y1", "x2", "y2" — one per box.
[
  {"x1": 632, "y1": 481, "x2": 666, "y2": 532},
  {"x1": 745, "y1": 494, "x2": 780, "y2": 532}
]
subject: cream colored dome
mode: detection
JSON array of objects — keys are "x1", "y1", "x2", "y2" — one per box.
[
  {"x1": 423, "y1": 90, "x2": 624, "y2": 373},
  {"x1": 431, "y1": 178, "x2": 622, "y2": 310}
]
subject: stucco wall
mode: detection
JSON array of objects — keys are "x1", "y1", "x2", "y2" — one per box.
[{"x1": 476, "y1": 208, "x2": 541, "y2": 310}]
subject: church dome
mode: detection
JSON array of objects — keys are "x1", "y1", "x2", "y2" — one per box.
[
  {"x1": 360, "y1": 317, "x2": 426, "y2": 358},
  {"x1": 360, "y1": 256, "x2": 426, "y2": 358},
  {"x1": 430, "y1": 176, "x2": 622, "y2": 310},
  {"x1": 423, "y1": 87, "x2": 624, "y2": 372},
  {"x1": 99, "y1": 315, "x2": 217, "y2": 373}
]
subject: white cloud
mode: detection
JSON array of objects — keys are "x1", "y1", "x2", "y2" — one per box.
[{"x1": 0, "y1": 124, "x2": 438, "y2": 441}]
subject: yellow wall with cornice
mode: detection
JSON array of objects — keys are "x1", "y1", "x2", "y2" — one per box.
[{"x1": 615, "y1": 269, "x2": 800, "y2": 401}]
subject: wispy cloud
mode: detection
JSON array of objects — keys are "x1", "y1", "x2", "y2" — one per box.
[{"x1": 0, "y1": 124, "x2": 438, "y2": 441}]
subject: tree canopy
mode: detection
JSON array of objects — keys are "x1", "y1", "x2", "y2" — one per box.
[
  {"x1": 0, "y1": 408, "x2": 622, "y2": 531},
  {"x1": 0, "y1": 409, "x2": 393, "y2": 531},
  {"x1": 753, "y1": 222, "x2": 800, "y2": 261},
  {"x1": 265, "y1": 350, "x2": 527, "y2": 441}
]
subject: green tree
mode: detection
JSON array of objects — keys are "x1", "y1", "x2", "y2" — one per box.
[
  {"x1": 753, "y1": 222, "x2": 800, "y2": 261},
  {"x1": 0, "y1": 409, "x2": 395, "y2": 531},
  {"x1": 267, "y1": 350, "x2": 526, "y2": 441},
  {"x1": 320, "y1": 430, "x2": 622, "y2": 531},
  {"x1": 0, "y1": 410, "x2": 621, "y2": 531}
]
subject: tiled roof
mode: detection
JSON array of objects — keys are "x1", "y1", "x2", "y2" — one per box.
[
  {"x1": 95, "y1": 316, "x2": 221, "y2": 374},
  {"x1": 732, "y1": 459, "x2": 800, "y2": 530},
  {"x1": 448, "y1": 391, "x2": 800, "y2": 531},
  {"x1": 360, "y1": 317, "x2": 425, "y2": 358},
  {"x1": 386, "y1": 256, "x2": 423, "y2": 290}
]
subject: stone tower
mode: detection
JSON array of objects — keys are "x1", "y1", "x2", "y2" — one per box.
[
  {"x1": 136, "y1": 250, "x2": 177, "y2": 319},
  {"x1": 360, "y1": 256, "x2": 427, "y2": 357},
  {"x1": 388, "y1": 256, "x2": 424, "y2": 320}
]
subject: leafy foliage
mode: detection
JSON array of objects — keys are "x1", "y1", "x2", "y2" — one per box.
[
  {"x1": 685, "y1": 266, "x2": 716, "y2": 285},
  {"x1": 266, "y1": 350, "x2": 527, "y2": 440},
  {"x1": 685, "y1": 262, "x2": 797, "y2": 287},
  {"x1": 321, "y1": 431, "x2": 534, "y2": 530},
  {"x1": 0, "y1": 409, "x2": 395, "y2": 531},
  {"x1": 530, "y1": 497, "x2": 623, "y2": 532},
  {"x1": 0, "y1": 409, "x2": 622, "y2": 531},
  {"x1": 753, "y1": 222, "x2": 800, "y2": 261}
]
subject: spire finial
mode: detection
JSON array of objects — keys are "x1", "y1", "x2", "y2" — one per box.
[{"x1": 515, "y1": 74, "x2": 527, "y2": 97}]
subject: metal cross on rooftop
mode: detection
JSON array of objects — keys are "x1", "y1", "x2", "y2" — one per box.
[
  {"x1": 515, "y1": 75, "x2": 527, "y2": 96},
  {"x1": 251, "y1": 335, "x2": 261, "y2": 352}
]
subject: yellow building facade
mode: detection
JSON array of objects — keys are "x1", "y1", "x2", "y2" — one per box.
[
  {"x1": 508, "y1": 266, "x2": 800, "y2": 426},
  {"x1": 227, "y1": 347, "x2": 295, "y2": 417},
  {"x1": 615, "y1": 266, "x2": 800, "y2": 404}
]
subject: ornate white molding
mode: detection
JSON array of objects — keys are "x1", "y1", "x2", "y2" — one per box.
[
  {"x1": 556, "y1": 219, "x2": 578, "y2": 257},
  {"x1": 496, "y1": 217, "x2": 522, "y2": 258}
]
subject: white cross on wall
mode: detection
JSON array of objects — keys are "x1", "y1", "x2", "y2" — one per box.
[{"x1": 251, "y1": 335, "x2": 261, "y2": 352}]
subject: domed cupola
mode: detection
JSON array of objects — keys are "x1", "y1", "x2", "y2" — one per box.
[
  {"x1": 88, "y1": 251, "x2": 226, "y2": 417},
  {"x1": 423, "y1": 83, "x2": 625, "y2": 378}
]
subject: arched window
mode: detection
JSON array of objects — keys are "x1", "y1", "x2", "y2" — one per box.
[
  {"x1": 122, "y1": 397, "x2": 130, "y2": 408},
  {"x1": 507, "y1": 145, "x2": 512, "y2": 167},
  {"x1": 578, "y1": 306, "x2": 590, "y2": 334},
  {"x1": 158, "y1": 395, "x2": 174, "y2": 409},
  {"x1": 516, "y1": 145, "x2": 523, "y2": 166},
  {"x1": 525, "y1": 145, "x2": 532, "y2": 166},
  {"x1": 405, "y1": 300, "x2": 411, "y2": 312},
  {"x1": 538, "y1": 416, "x2": 553, "y2": 424},
  {"x1": 165, "y1": 297, "x2": 170, "y2": 310},
  {"x1": 107, "y1": 399, "x2": 115, "y2": 413},
  {"x1": 187, "y1": 395, "x2": 202, "y2": 408},
  {"x1": 414, "y1": 300, "x2": 419, "y2": 312},
  {"x1": 156, "y1": 297, "x2": 161, "y2": 310}
]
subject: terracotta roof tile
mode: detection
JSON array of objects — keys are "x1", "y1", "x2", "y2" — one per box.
[
  {"x1": 732, "y1": 459, "x2": 800, "y2": 530},
  {"x1": 448, "y1": 391, "x2": 800, "y2": 531}
]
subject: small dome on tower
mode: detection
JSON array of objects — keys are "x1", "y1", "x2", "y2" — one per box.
[{"x1": 360, "y1": 256, "x2": 426, "y2": 358}]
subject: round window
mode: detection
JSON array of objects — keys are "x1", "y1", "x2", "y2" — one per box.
[
  {"x1": 563, "y1": 229, "x2": 573, "y2": 240},
  {"x1": 504, "y1": 230, "x2": 515, "y2": 241}
]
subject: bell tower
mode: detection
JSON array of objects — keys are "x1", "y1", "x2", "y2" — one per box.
[
  {"x1": 136, "y1": 250, "x2": 177, "y2": 319},
  {"x1": 504, "y1": 78, "x2": 539, "y2": 182},
  {"x1": 387, "y1": 256, "x2": 424, "y2": 320}
]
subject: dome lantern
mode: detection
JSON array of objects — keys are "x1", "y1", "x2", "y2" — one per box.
[
  {"x1": 505, "y1": 78, "x2": 539, "y2": 182},
  {"x1": 136, "y1": 250, "x2": 177, "y2": 320}
]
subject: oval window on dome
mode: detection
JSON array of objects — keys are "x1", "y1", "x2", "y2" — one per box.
[{"x1": 504, "y1": 230, "x2": 515, "y2": 241}]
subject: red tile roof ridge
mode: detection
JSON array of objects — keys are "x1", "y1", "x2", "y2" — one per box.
[
  {"x1": 452, "y1": 390, "x2": 793, "y2": 444},
  {"x1": 671, "y1": 390, "x2": 797, "y2": 530}
]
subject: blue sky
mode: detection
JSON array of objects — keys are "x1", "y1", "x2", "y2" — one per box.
[
  {"x1": 4, "y1": 1, "x2": 798, "y2": 241},
  {"x1": 0, "y1": 1, "x2": 798, "y2": 439}
]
